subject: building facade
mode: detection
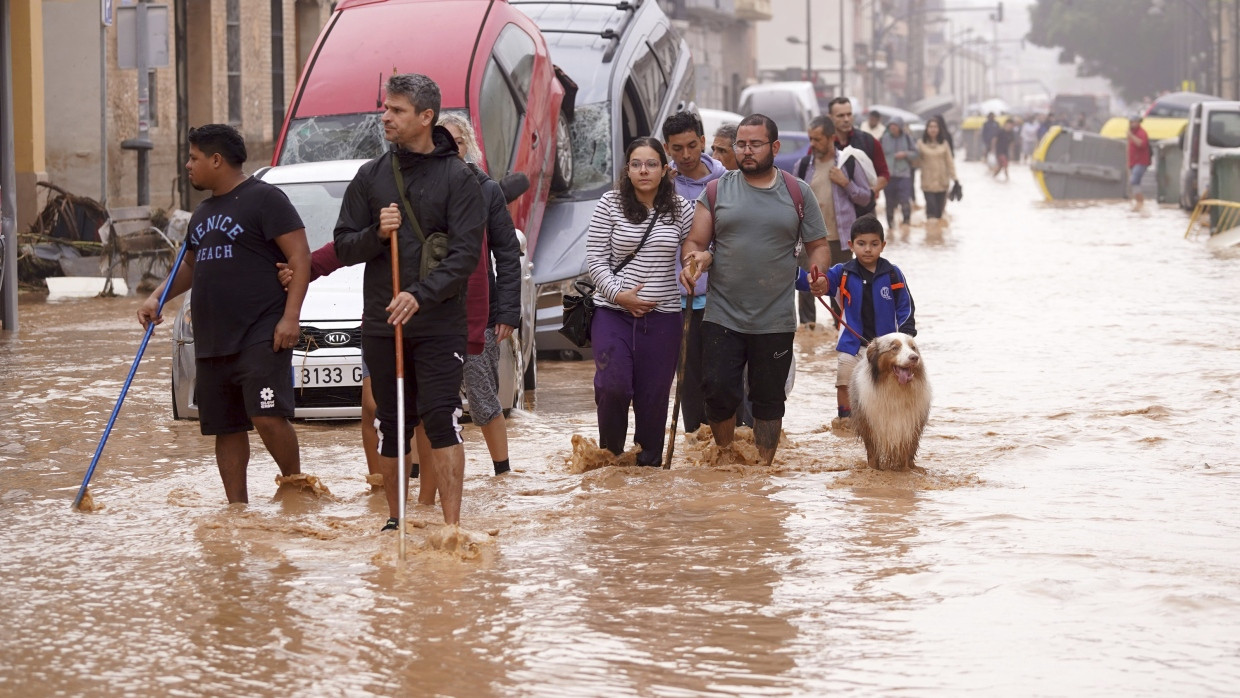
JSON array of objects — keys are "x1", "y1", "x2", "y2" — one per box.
[{"x1": 13, "y1": 0, "x2": 332, "y2": 230}]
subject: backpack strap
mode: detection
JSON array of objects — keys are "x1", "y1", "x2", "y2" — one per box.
[
  {"x1": 705, "y1": 177, "x2": 719, "y2": 218},
  {"x1": 795, "y1": 154, "x2": 811, "y2": 180}
]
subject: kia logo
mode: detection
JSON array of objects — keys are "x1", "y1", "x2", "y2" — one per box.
[{"x1": 323, "y1": 331, "x2": 351, "y2": 346}]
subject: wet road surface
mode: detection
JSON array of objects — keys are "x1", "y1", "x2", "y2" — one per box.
[{"x1": 3, "y1": 163, "x2": 1240, "y2": 696}]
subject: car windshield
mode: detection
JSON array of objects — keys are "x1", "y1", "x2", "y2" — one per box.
[
  {"x1": 278, "y1": 109, "x2": 470, "y2": 165},
  {"x1": 566, "y1": 101, "x2": 613, "y2": 197},
  {"x1": 745, "y1": 92, "x2": 804, "y2": 133},
  {"x1": 1149, "y1": 102, "x2": 1190, "y2": 118},
  {"x1": 273, "y1": 181, "x2": 350, "y2": 248}
]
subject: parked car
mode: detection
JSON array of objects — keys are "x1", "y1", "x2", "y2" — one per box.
[
  {"x1": 1179, "y1": 100, "x2": 1240, "y2": 210},
  {"x1": 170, "y1": 159, "x2": 537, "y2": 420},
  {"x1": 514, "y1": 0, "x2": 694, "y2": 356},
  {"x1": 1145, "y1": 91, "x2": 1223, "y2": 119},
  {"x1": 273, "y1": 0, "x2": 570, "y2": 261},
  {"x1": 698, "y1": 107, "x2": 743, "y2": 141},
  {"x1": 738, "y1": 82, "x2": 819, "y2": 134},
  {"x1": 774, "y1": 131, "x2": 810, "y2": 174}
]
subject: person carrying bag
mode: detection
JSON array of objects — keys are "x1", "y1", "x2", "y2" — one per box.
[{"x1": 582, "y1": 137, "x2": 693, "y2": 466}]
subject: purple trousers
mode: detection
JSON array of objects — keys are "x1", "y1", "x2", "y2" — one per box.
[{"x1": 591, "y1": 305, "x2": 682, "y2": 465}]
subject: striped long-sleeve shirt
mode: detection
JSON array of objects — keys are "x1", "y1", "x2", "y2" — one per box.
[{"x1": 586, "y1": 190, "x2": 694, "y2": 314}]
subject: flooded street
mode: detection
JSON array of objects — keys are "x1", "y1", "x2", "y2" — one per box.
[{"x1": 3, "y1": 162, "x2": 1240, "y2": 696}]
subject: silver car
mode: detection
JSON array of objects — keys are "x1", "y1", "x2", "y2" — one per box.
[{"x1": 171, "y1": 159, "x2": 536, "y2": 420}]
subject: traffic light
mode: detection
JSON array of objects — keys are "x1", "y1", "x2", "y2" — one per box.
[{"x1": 996, "y1": 2, "x2": 1003, "y2": 22}]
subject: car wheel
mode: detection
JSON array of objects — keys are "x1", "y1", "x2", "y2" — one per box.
[
  {"x1": 171, "y1": 372, "x2": 184, "y2": 420},
  {"x1": 551, "y1": 110, "x2": 574, "y2": 193}
]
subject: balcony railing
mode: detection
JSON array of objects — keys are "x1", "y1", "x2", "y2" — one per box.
[{"x1": 734, "y1": 0, "x2": 772, "y2": 22}]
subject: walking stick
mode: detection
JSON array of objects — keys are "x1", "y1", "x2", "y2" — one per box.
[
  {"x1": 391, "y1": 226, "x2": 407, "y2": 560},
  {"x1": 664, "y1": 259, "x2": 698, "y2": 469},
  {"x1": 73, "y1": 241, "x2": 190, "y2": 510}
]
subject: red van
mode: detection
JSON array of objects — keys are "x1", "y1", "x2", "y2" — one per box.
[{"x1": 273, "y1": 0, "x2": 572, "y2": 253}]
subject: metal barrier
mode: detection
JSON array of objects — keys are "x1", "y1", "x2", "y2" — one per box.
[
  {"x1": 1029, "y1": 126, "x2": 1129, "y2": 200},
  {"x1": 1185, "y1": 199, "x2": 1240, "y2": 251}
]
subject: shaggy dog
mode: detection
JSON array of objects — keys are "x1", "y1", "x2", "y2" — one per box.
[{"x1": 849, "y1": 333, "x2": 932, "y2": 472}]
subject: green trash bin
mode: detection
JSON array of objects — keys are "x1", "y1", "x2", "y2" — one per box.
[
  {"x1": 1155, "y1": 139, "x2": 1183, "y2": 205},
  {"x1": 1208, "y1": 154, "x2": 1240, "y2": 229}
]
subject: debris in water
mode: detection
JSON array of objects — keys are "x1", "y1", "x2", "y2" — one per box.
[
  {"x1": 76, "y1": 489, "x2": 102, "y2": 512},
  {"x1": 567, "y1": 434, "x2": 640, "y2": 473},
  {"x1": 425, "y1": 524, "x2": 487, "y2": 560},
  {"x1": 274, "y1": 473, "x2": 333, "y2": 498},
  {"x1": 365, "y1": 473, "x2": 385, "y2": 488},
  {"x1": 679, "y1": 426, "x2": 793, "y2": 468}
]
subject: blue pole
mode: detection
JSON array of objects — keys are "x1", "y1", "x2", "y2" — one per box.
[{"x1": 72, "y1": 242, "x2": 190, "y2": 510}]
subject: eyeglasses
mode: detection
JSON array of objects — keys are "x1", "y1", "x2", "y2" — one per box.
[
  {"x1": 628, "y1": 160, "x2": 662, "y2": 171},
  {"x1": 732, "y1": 140, "x2": 771, "y2": 152}
]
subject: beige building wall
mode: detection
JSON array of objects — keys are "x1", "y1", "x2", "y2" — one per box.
[
  {"x1": 14, "y1": 0, "x2": 47, "y2": 232},
  {"x1": 39, "y1": 0, "x2": 328, "y2": 216}
]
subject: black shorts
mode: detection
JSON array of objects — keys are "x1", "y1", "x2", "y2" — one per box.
[
  {"x1": 195, "y1": 344, "x2": 294, "y2": 436},
  {"x1": 700, "y1": 322, "x2": 794, "y2": 422},
  {"x1": 362, "y1": 334, "x2": 466, "y2": 454}
]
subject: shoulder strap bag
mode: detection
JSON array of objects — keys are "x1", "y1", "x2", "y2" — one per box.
[{"x1": 391, "y1": 155, "x2": 450, "y2": 280}]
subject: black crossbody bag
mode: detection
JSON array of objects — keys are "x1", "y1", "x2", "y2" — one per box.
[{"x1": 558, "y1": 211, "x2": 659, "y2": 348}]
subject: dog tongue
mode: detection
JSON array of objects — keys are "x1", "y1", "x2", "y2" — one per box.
[{"x1": 895, "y1": 367, "x2": 914, "y2": 385}]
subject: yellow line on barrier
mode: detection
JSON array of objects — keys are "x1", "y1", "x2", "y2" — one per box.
[{"x1": 1030, "y1": 125, "x2": 1061, "y2": 202}]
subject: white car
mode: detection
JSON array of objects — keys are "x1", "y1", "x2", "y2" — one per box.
[{"x1": 171, "y1": 159, "x2": 536, "y2": 420}]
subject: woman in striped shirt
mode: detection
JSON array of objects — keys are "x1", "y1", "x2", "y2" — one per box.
[{"x1": 587, "y1": 137, "x2": 695, "y2": 466}]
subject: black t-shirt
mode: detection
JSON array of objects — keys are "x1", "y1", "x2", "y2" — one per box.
[
  {"x1": 857, "y1": 266, "x2": 876, "y2": 341},
  {"x1": 187, "y1": 177, "x2": 304, "y2": 358}
]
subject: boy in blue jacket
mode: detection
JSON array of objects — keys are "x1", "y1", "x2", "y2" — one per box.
[{"x1": 798, "y1": 214, "x2": 916, "y2": 419}]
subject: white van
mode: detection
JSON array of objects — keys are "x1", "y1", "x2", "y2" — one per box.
[
  {"x1": 738, "y1": 82, "x2": 820, "y2": 134},
  {"x1": 1179, "y1": 100, "x2": 1240, "y2": 209}
]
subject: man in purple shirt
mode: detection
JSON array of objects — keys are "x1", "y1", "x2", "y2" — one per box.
[{"x1": 795, "y1": 115, "x2": 871, "y2": 326}]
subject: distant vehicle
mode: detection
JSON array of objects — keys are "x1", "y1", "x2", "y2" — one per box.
[
  {"x1": 515, "y1": 0, "x2": 694, "y2": 356},
  {"x1": 1146, "y1": 91, "x2": 1224, "y2": 119},
  {"x1": 738, "y1": 81, "x2": 820, "y2": 134},
  {"x1": 1179, "y1": 100, "x2": 1240, "y2": 210},
  {"x1": 698, "y1": 107, "x2": 743, "y2": 141},
  {"x1": 272, "y1": 0, "x2": 570, "y2": 258},
  {"x1": 774, "y1": 131, "x2": 810, "y2": 174},
  {"x1": 170, "y1": 160, "x2": 537, "y2": 420}
]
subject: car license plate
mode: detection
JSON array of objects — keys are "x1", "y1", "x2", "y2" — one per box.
[{"x1": 294, "y1": 364, "x2": 363, "y2": 388}]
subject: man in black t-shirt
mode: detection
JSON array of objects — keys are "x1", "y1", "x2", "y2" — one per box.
[{"x1": 138, "y1": 124, "x2": 311, "y2": 504}]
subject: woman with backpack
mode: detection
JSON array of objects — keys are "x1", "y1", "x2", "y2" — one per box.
[
  {"x1": 585, "y1": 137, "x2": 694, "y2": 466},
  {"x1": 916, "y1": 117, "x2": 957, "y2": 240}
]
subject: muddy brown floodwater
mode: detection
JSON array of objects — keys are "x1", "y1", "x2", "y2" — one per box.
[{"x1": 4, "y1": 165, "x2": 1240, "y2": 696}]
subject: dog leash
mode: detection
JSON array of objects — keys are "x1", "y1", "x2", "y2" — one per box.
[{"x1": 809, "y1": 265, "x2": 869, "y2": 346}]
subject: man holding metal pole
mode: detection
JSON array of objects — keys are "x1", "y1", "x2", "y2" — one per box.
[
  {"x1": 334, "y1": 74, "x2": 483, "y2": 533},
  {"x1": 137, "y1": 124, "x2": 311, "y2": 503}
]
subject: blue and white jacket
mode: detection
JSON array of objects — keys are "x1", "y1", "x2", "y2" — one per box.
[{"x1": 797, "y1": 257, "x2": 916, "y2": 355}]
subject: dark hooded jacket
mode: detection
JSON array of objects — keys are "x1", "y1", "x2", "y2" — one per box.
[
  {"x1": 334, "y1": 126, "x2": 485, "y2": 338},
  {"x1": 468, "y1": 162, "x2": 522, "y2": 330}
]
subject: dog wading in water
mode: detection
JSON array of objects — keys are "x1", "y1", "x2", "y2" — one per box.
[{"x1": 849, "y1": 333, "x2": 931, "y2": 472}]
